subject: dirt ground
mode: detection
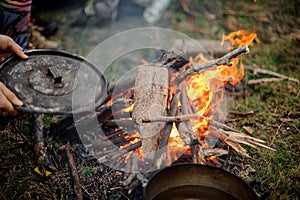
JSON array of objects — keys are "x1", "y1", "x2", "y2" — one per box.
[{"x1": 0, "y1": 0, "x2": 299, "y2": 200}]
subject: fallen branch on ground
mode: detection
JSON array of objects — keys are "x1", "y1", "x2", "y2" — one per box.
[
  {"x1": 59, "y1": 142, "x2": 83, "y2": 200},
  {"x1": 247, "y1": 77, "x2": 289, "y2": 85},
  {"x1": 245, "y1": 65, "x2": 299, "y2": 84}
]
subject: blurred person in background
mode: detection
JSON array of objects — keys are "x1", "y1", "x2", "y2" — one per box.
[
  {"x1": 0, "y1": 0, "x2": 32, "y2": 49},
  {"x1": 72, "y1": 0, "x2": 171, "y2": 26}
]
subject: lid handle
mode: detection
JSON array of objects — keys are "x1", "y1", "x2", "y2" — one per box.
[{"x1": 47, "y1": 66, "x2": 62, "y2": 85}]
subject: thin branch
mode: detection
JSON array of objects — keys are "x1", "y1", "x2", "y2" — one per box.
[
  {"x1": 247, "y1": 77, "x2": 289, "y2": 85},
  {"x1": 176, "y1": 46, "x2": 249, "y2": 83},
  {"x1": 245, "y1": 65, "x2": 299, "y2": 84},
  {"x1": 142, "y1": 113, "x2": 201, "y2": 123},
  {"x1": 142, "y1": 113, "x2": 242, "y2": 133},
  {"x1": 60, "y1": 143, "x2": 83, "y2": 200},
  {"x1": 228, "y1": 110, "x2": 258, "y2": 116},
  {"x1": 33, "y1": 114, "x2": 49, "y2": 176}
]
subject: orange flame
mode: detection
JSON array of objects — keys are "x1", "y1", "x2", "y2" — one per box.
[
  {"x1": 221, "y1": 29, "x2": 257, "y2": 49},
  {"x1": 168, "y1": 124, "x2": 190, "y2": 160},
  {"x1": 117, "y1": 29, "x2": 257, "y2": 165},
  {"x1": 166, "y1": 29, "x2": 257, "y2": 162}
]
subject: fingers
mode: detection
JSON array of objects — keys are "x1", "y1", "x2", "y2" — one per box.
[
  {"x1": 0, "y1": 34, "x2": 28, "y2": 60},
  {"x1": 0, "y1": 93, "x2": 17, "y2": 115},
  {"x1": 0, "y1": 35, "x2": 27, "y2": 116},
  {"x1": 7, "y1": 39, "x2": 28, "y2": 59},
  {"x1": 0, "y1": 82, "x2": 23, "y2": 116}
]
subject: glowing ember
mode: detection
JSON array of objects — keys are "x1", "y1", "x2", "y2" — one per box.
[{"x1": 168, "y1": 124, "x2": 190, "y2": 161}]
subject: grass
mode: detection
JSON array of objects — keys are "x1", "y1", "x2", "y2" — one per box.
[
  {"x1": 171, "y1": 0, "x2": 300, "y2": 199},
  {"x1": 1, "y1": 0, "x2": 299, "y2": 199}
]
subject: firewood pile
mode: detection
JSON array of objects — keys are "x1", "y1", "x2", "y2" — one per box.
[
  {"x1": 44, "y1": 44, "x2": 275, "y2": 198},
  {"x1": 31, "y1": 31, "x2": 282, "y2": 199}
]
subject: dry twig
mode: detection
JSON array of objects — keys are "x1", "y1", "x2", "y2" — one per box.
[
  {"x1": 60, "y1": 142, "x2": 83, "y2": 200},
  {"x1": 141, "y1": 113, "x2": 275, "y2": 156},
  {"x1": 245, "y1": 65, "x2": 299, "y2": 84}
]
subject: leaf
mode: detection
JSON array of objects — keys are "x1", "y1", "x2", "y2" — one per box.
[
  {"x1": 34, "y1": 166, "x2": 42, "y2": 176},
  {"x1": 34, "y1": 166, "x2": 52, "y2": 177},
  {"x1": 45, "y1": 170, "x2": 52, "y2": 177}
]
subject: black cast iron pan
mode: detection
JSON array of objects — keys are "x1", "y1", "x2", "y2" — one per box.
[{"x1": 0, "y1": 49, "x2": 108, "y2": 115}]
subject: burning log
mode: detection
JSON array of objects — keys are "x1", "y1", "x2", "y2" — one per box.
[
  {"x1": 132, "y1": 65, "x2": 169, "y2": 161},
  {"x1": 121, "y1": 153, "x2": 150, "y2": 195},
  {"x1": 102, "y1": 119, "x2": 135, "y2": 130},
  {"x1": 86, "y1": 133, "x2": 128, "y2": 149},
  {"x1": 176, "y1": 82, "x2": 203, "y2": 163},
  {"x1": 49, "y1": 43, "x2": 275, "y2": 174},
  {"x1": 50, "y1": 98, "x2": 134, "y2": 138},
  {"x1": 33, "y1": 31, "x2": 280, "y2": 198},
  {"x1": 142, "y1": 113, "x2": 275, "y2": 158},
  {"x1": 158, "y1": 90, "x2": 181, "y2": 146},
  {"x1": 96, "y1": 141, "x2": 142, "y2": 163},
  {"x1": 176, "y1": 45, "x2": 249, "y2": 83},
  {"x1": 105, "y1": 73, "x2": 136, "y2": 103},
  {"x1": 171, "y1": 38, "x2": 231, "y2": 58},
  {"x1": 155, "y1": 89, "x2": 181, "y2": 168},
  {"x1": 97, "y1": 98, "x2": 134, "y2": 120},
  {"x1": 82, "y1": 128, "x2": 136, "y2": 154}
]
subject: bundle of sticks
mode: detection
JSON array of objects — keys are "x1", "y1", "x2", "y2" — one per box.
[{"x1": 50, "y1": 46, "x2": 275, "y2": 172}]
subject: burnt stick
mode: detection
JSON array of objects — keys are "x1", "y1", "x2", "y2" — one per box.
[
  {"x1": 176, "y1": 46, "x2": 249, "y2": 84},
  {"x1": 177, "y1": 83, "x2": 201, "y2": 163},
  {"x1": 97, "y1": 141, "x2": 142, "y2": 163},
  {"x1": 158, "y1": 89, "x2": 181, "y2": 148}
]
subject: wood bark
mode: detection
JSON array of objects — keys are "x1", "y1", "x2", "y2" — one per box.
[
  {"x1": 132, "y1": 65, "x2": 169, "y2": 161},
  {"x1": 33, "y1": 114, "x2": 49, "y2": 175}
]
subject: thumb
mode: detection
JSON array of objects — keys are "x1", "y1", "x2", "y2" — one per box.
[{"x1": 0, "y1": 82, "x2": 23, "y2": 107}]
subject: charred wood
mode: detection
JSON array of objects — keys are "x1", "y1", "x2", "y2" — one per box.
[
  {"x1": 97, "y1": 141, "x2": 142, "y2": 163},
  {"x1": 176, "y1": 46, "x2": 249, "y2": 83}
]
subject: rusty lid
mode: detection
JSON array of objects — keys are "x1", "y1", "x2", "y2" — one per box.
[{"x1": 0, "y1": 49, "x2": 108, "y2": 114}]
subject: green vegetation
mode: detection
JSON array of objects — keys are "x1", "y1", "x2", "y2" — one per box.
[{"x1": 1, "y1": 0, "x2": 299, "y2": 199}]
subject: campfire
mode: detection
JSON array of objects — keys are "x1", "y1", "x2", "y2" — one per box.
[
  {"x1": 43, "y1": 30, "x2": 279, "y2": 200},
  {"x1": 50, "y1": 30, "x2": 274, "y2": 188}
]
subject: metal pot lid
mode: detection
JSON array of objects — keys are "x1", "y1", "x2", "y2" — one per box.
[{"x1": 0, "y1": 49, "x2": 108, "y2": 114}]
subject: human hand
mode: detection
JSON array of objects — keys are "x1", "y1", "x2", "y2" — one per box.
[
  {"x1": 0, "y1": 34, "x2": 28, "y2": 61},
  {"x1": 0, "y1": 81, "x2": 23, "y2": 116},
  {"x1": 0, "y1": 34, "x2": 27, "y2": 115}
]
